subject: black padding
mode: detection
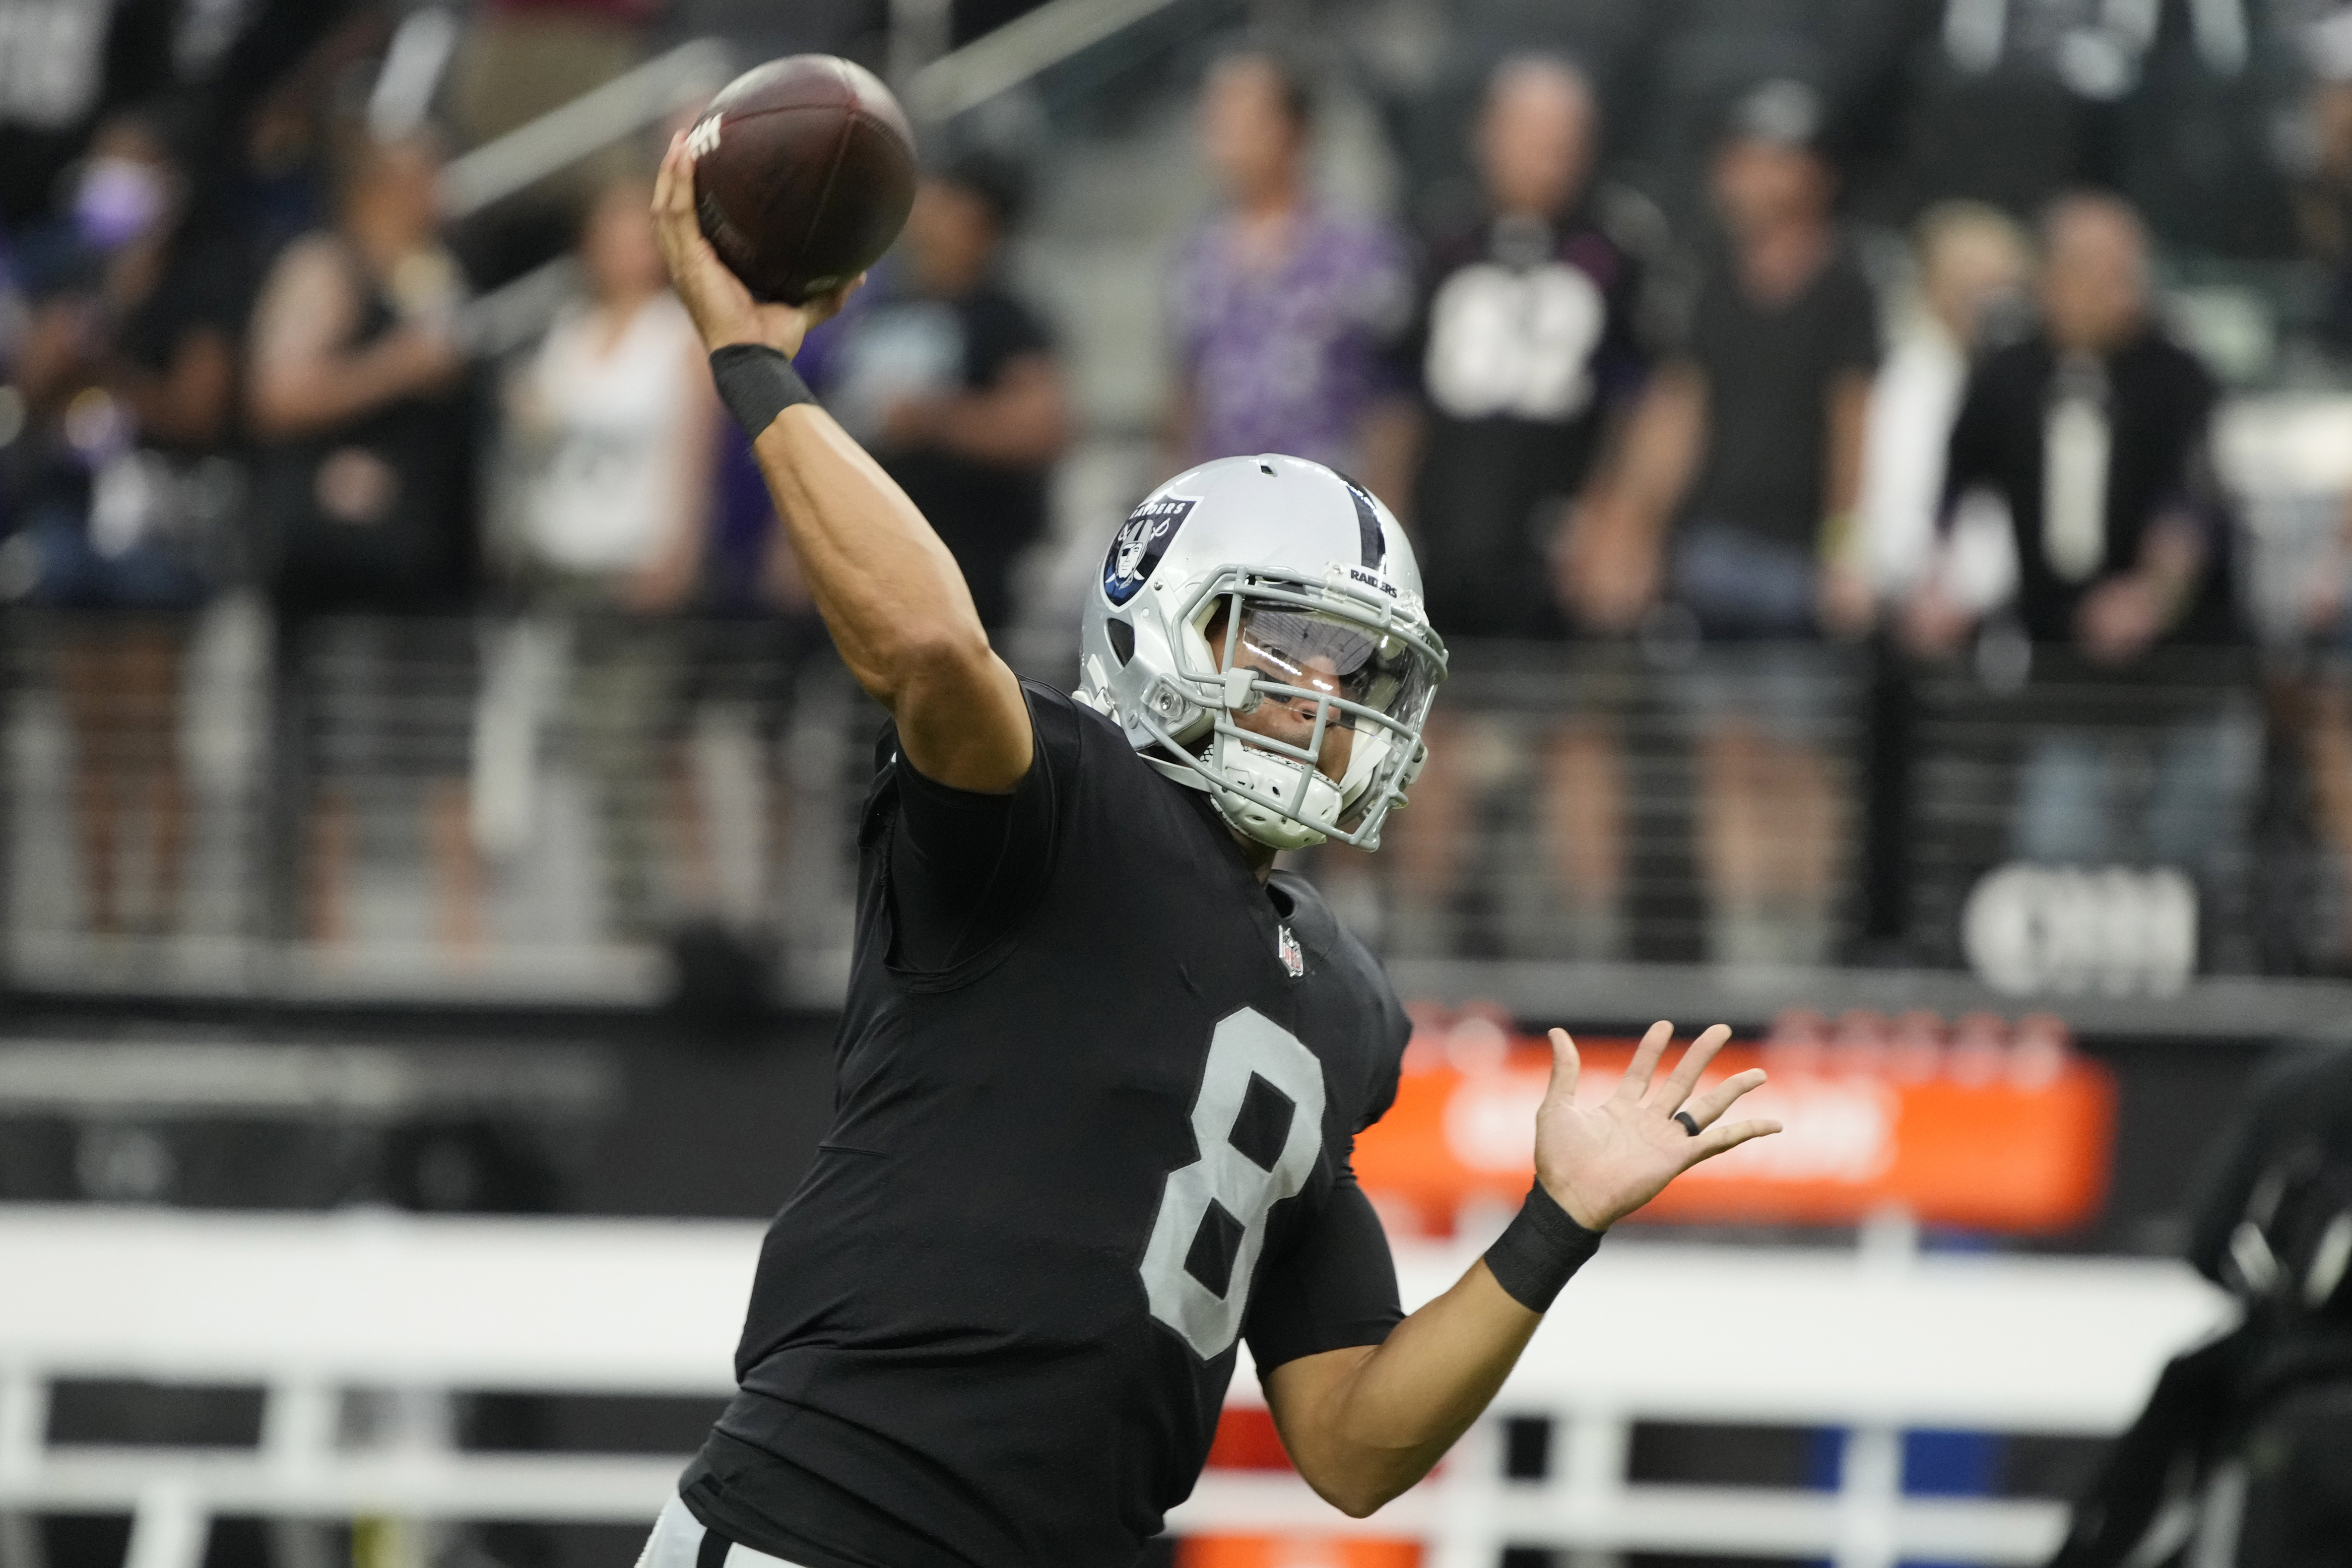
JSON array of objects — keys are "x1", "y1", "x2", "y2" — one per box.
[
  {"x1": 1482, "y1": 1181, "x2": 1603, "y2": 1313},
  {"x1": 709, "y1": 344, "x2": 814, "y2": 438}
]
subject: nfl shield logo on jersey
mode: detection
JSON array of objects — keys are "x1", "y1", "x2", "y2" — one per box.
[{"x1": 1277, "y1": 924, "x2": 1304, "y2": 978}]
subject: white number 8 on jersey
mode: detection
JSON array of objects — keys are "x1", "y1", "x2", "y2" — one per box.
[{"x1": 1140, "y1": 1008, "x2": 1328, "y2": 1360}]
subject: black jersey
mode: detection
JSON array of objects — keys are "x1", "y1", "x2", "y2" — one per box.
[
  {"x1": 682, "y1": 680, "x2": 1411, "y2": 1568},
  {"x1": 1400, "y1": 208, "x2": 1646, "y2": 638}
]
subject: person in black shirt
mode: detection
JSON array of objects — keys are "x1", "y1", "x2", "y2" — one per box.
[
  {"x1": 802, "y1": 153, "x2": 1068, "y2": 631},
  {"x1": 1908, "y1": 194, "x2": 2231, "y2": 658},
  {"x1": 1399, "y1": 57, "x2": 1646, "y2": 640},
  {"x1": 643, "y1": 129, "x2": 1781, "y2": 1568},
  {"x1": 1905, "y1": 193, "x2": 2251, "y2": 891},
  {"x1": 1574, "y1": 83, "x2": 1880, "y2": 967},
  {"x1": 1385, "y1": 55, "x2": 1647, "y2": 960},
  {"x1": 245, "y1": 132, "x2": 481, "y2": 948}
]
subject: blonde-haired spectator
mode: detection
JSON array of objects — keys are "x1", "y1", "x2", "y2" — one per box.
[
  {"x1": 514, "y1": 176, "x2": 714, "y2": 611},
  {"x1": 1860, "y1": 201, "x2": 2030, "y2": 611}
]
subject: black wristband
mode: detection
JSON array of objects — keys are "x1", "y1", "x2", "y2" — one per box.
[
  {"x1": 1482, "y1": 1181, "x2": 1604, "y2": 1313},
  {"x1": 709, "y1": 344, "x2": 814, "y2": 437}
]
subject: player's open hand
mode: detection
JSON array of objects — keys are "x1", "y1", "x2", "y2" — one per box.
[
  {"x1": 1533, "y1": 1022, "x2": 1779, "y2": 1232},
  {"x1": 652, "y1": 131, "x2": 861, "y2": 359}
]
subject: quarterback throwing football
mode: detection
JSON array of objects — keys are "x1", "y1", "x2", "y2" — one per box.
[{"x1": 637, "y1": 129, "x2": 1780, "y2": 1568}]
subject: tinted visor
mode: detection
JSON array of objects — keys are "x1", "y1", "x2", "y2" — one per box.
[{"x1": 1228, "y1": 604, "x2": 1434, "y2": 730}]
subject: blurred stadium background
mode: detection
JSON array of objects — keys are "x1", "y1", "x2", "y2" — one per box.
[{"x1": 6, "y1": 0, "x2": 2352, "y2": 1564}]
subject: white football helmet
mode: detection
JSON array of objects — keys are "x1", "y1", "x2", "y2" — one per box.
[{"x1": 1078, "y1": 453, "x2": 1448, "y2": 852}]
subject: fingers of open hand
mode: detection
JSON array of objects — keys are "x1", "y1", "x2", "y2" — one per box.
[
  {"x1": 1612, "y1": 1021, "x2": 1672, "y2": 1106},
  {"x1": 1682, "y1": 1066, "x2": 1768, "y2": 1131},
  {"x1": 1693, "y1": 1117, "x2": 1782, "y2": 1160},
  {"x1": 1652, "y1": 1023, "x2": 1732, "y2": 1113},
  {"x1": 1544, "y1": 1027, "x2": 1582, "y2": 1103}
]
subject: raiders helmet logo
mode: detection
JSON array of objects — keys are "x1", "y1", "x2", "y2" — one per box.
[{"x1": 1102, "y1": 496, "x2": 1194, "y2": 606}]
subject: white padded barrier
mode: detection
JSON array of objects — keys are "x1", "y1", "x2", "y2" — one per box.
[{"x1": 0, "y1": 1208, "x2": 2231, "y2": 1568}]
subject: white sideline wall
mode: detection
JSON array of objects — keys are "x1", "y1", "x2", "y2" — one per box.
[{"x1": 0, "y1": 1208, "x2": 2232, "y2": 1568}]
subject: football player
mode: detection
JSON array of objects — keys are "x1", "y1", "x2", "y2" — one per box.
[{"x1": 639, "y1": 129, "x2": 1780, "y2": 1568}]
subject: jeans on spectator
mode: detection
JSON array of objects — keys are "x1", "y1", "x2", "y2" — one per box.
[
  {"x1": 17, "y1": 507, "x2": 212, "y2": 610},
  {"x1": 2011, "y1": 715, "x2": 2259, "y2": 880}
]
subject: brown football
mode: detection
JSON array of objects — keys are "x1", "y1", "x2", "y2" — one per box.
[{"x1": 686, "y1": 55, "x2": 918, "y2": 306}]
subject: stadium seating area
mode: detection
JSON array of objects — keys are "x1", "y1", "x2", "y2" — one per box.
[
  {"x1": 9, "y1": 3, "x2": 2352, "y2": 1566},
  {"x1": 7, "y1": 0, "x2": 2352, "y2": 1016}
]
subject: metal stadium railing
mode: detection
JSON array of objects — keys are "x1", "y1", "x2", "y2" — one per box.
[
  {"x1": 0, "y1": 605, "x2": 825, "y2": 1006},
  {"x1": 1904, "y1": 643, "x2": 2267, "y2": 983},
  {"x1": 4, "y1": 606, "x2": 2317, "y2": 1010},
  {"x1": 1328, "y1": 639, "x2": 1872, "y2": 970}
]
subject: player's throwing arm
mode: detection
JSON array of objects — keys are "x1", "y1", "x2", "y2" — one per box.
[{"x1": 650, "y1": 129, "x2": 1032, "y2": 796}]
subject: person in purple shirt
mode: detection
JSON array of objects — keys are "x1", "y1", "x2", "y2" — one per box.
[{"x1": 1164, "y1": 51, "x2": 1415, "y2": 507}]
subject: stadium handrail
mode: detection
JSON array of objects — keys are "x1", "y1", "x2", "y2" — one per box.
[
  {"x1": 0, "y1": 1208, "x2": 2231, "y2": 1568},
  {"x1": 436, "y1": 39, "x2": 735, "y2": 219},
  {"x1": 903, "y1": 0, "x2": 1193, "y2": 121}
]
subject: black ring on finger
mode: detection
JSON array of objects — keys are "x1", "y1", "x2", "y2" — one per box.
[{"x1": 1673, "y1": 1110, "x2": 1701, "y2": 1137}]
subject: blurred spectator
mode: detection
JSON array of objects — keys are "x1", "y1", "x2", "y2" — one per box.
[
  {"x1": 224, "y1": 6, "x2": 399, "y2": 256},
  {"x1": 1402, "y1": 55, "x2": 1648, "y2": 637},
  {"x1": 1858, "y1": 201, "x2": 2028, "y2": 610},
  {"x1": 248, "y1": 130, "x2": 474, "y2": 612},
  {"x1": 498, "y1": 173, "x2": 720, "y2": 935},
  {"x1": 512, "y1": 177, "x2": 710, "y2": 611},
  {"x1": 1577, "y1": 82, "x2": 1879, "y2": 966},
  {"x1": 0, "y1": 0, "x2": 328, "y2": 221},
  {"x1": 1906, "y1": 195, "x2": 2250, "y2": 894},
  {"x1": 806, "y1": 155, "x2": 1069, "y2": 631},
  {"x1": 1, "y1": 219, "x2": 22, "y2": 481},
  {"x1": 246, "y1": 128, "x2": 482, "y2": 946},
  {"x1": 2302, "y1": 668, "x2": 2352, "y2": 965},
  {"x1": 1383, "y1": 55, "x2": 1645, "y2": 959},
  {"x1": 0, "y1": 0, "x2": 374, "y2": 241},
  {"x1": 1165, "y1": 51, "x2": 1414, "y2": 504},
  {"x1": 2, "y1": 105, "x2": 252, "y2": 937},
  {"x1": 2297, "y1": 11, "x2": 2352, "y2": 346},
  {"x1": 2301, "y1": 471, "x2": 2352, "y2": 966}
]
